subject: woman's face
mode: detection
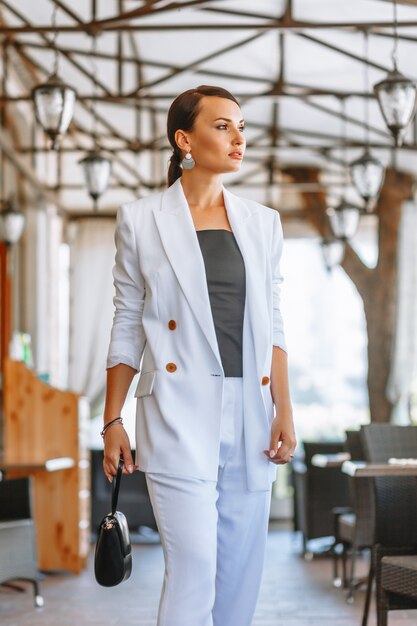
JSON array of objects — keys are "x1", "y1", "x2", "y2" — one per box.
[{"x1": 177, "y1": 96, "x2": 246, "y2": 174}]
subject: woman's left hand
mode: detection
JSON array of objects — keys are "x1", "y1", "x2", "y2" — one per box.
[{"x1": 263, "y1": 411, "x2": 297, "y2": 465}]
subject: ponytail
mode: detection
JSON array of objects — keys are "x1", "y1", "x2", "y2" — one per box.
[{"x1": 168, "y1": 149, "x2": 183, "y2": 187}]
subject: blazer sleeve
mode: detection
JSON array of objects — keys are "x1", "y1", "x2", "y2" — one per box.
[
  {"x1": 271, "y1": 211, "x2": 288, "y2": 353},
  {"x1": 106, "y1": 204, "x2": 146, "y2": 371}
]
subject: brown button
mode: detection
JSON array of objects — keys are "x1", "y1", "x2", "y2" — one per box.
[
  {"x1": 166, "y1": 362, "x2": 177, "y2": 373},
  {"x1": 168, "y1": 320, "x2": 177, "y2": 330},
  {"x1": 261, "y1": 376, "x2": 270, "y2": 386}
]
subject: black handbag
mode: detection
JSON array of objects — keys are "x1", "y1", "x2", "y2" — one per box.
[{"x1": 94, "y1": 458, "x2": 132, "y2": 586}]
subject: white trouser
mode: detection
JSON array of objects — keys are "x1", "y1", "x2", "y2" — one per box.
[{"x1": 145, "y1": 377, "x2": 272, "y2": 626}]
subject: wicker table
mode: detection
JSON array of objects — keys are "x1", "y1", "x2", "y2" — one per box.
[
  {"x1": 342, "y1": 460, "x2": 417, "y2": 478},
  {"x1": 311, "y1": 452, "x2": 351, "y2": 468}
]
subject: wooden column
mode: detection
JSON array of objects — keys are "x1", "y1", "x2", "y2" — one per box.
[{"x1": 284, "y1": 166, "x2": 414, "y2": 423}]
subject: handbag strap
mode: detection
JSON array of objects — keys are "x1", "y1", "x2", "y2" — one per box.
[{"x1": 111, "y1": 457, "x2": 124, "y2": 515}]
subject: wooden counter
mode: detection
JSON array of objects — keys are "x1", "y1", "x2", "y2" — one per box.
[
  {"x1": 2, "y1": 359, "x2": 90, "y2": 573},
  {"x1": 0, "y1": 457, "x2": 75, "y2": 473}
]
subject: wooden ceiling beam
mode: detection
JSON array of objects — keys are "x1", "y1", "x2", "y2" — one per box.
[
  {"x1": 373, "y1": 28, "x2": 417, "y2": 43},
  {"x1": 3, "y1": 19, "x2": 417, "y2": 33},
  {"x1": 298, "y1": 95, "x2": 391, "y2": 140},
  {"x1": 0, "y1": 86, "x2": 380, "y2": 102},
  {"x1": 92, "y1": 0, "x2": 221, "y2": 26},
  {"x1": 12, "y1": 139, "x2": 413, "y2": 154},
  {"x1": 283, "y1": 80, "x2": 373, "y2": 99},
  {"x1": 45, "y1": 180, "x2": 350, "y2": 192},
  {"x1": 50, "y1": 0, "x2": 84, "y2": 25}
]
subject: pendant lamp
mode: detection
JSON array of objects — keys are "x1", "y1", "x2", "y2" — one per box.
[
  {"x1": 374, "y1": 69, "x2": 417, "y2": 147},
  {"x1": 351, "y1": 31, "x2": 385, "y2": 210},
  {"x1": 350, "y1": 149, "x2": 385, "y2": 211},
  {"x1": 329, "y1": 98, "x2": 361, "y2": 242},
  {"x1": 79, "y1": 35, "x2": 111, "y2": 209},
  {"x1": 321, "y1": 238, "x2": 345, "y2": 273},
  {"x1": 327, "y1": 200, "x2": 360, "y2": 241},
  {"x1": 0, "y1": 199, "x2": 26, "y2": 246},
  {"x1": 32, "y1": 75, "x2": 76, "y2": 149},
  {"x1": 373, "y1": 0, "x2": 417, "y2": 146},
  {"x1": 79, "y1": 151, "x2": 112, "y2": 206},
  {"x1": 31, "y1": 5, "x2": 76, "y2": 149}
]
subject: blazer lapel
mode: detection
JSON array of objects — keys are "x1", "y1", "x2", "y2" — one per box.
[
  {"x1": 153, "y1": 179, "x2": 223, "y2": 368},
  {"x1": 223, "y1": 187, "x2": 269, "y2": 378}
]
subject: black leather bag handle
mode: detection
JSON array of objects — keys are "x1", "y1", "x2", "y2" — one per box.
[{"x1": 111, "y1": 457, "x2": 124, "y2": 515}]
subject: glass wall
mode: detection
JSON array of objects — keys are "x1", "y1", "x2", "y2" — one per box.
[{"x1": 282, "y1": 237, "x2": 371, "y2": 442}]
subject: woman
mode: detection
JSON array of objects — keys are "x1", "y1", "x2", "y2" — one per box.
[{"x1": 103, "y1": 85, "x2": 296, "y2": 626}]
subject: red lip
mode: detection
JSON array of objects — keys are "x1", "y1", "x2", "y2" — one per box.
[{"x1": 228, "y1": 152, "x2": 243, "y2": 159}]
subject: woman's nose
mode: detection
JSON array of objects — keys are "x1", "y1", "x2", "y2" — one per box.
[{"x1": 233, "y1": 131, "x2": 244, "y2": 145}]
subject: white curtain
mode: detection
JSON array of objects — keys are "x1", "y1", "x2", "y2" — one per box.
[
  {"x1": 387, "y1": 200, "x2": 417, "y2": 424},
  {"x1": 68, "y1": 218, "x2": 115, "y2": 409}
]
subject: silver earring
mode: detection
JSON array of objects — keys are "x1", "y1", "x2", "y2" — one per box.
[{"x1": 182, "y1": 151, "x2": 195, "y2": 170}]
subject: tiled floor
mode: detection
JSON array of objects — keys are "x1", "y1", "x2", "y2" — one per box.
[{"x1": 1, "y1": 525, "x2": 416, "y2": 626}]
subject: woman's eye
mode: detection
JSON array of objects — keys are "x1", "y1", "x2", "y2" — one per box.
[{"x1": 216, "y1": 125, "x2": 246, "y2": 131}]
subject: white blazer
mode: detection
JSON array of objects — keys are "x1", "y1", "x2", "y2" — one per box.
[{"x1": 106, "y1": 177, "x2": 287, "y2": 491}]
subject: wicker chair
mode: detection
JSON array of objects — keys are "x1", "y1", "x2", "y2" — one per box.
[
  {"x1": 360, "y1": 424, "x2": 417, "y2": 626},
  {"x1": 292, "y1": 440, "x2": 351, "y2": 558},
  {"x1": 380, "y1": 556, "x2": 417, "y2": 625},
  {"x1": 332, "y1": 429, "x2": 374, "y2": 601},
  {"x1": 0, "y1": 476, "x2": 43, "y2": 607}
]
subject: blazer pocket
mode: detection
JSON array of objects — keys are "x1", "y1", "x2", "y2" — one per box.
[{"x1": 134, "y1": 371, "x2": 156, "y2": 397}]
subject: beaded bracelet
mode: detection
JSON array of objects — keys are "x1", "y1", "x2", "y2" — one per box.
[{"x1": 100, "y1": 416, "x2": 123, "y2": 439}]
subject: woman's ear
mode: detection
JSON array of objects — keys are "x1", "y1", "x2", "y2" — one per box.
[{"x1": 174, "y1": 129, "x2": 191, "y2": 153}]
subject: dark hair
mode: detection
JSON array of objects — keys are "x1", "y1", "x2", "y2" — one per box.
[{"x1": 166, "y1": 85, "x2": 240, "y2": 187}]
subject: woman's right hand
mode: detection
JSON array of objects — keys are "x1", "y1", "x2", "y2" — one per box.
[{"x1": 103, "y1": 424, "x2": 138, "y2": 482}]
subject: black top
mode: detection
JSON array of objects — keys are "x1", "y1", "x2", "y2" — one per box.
[{"x1": 196, "y1": 229, "x2": 246, "y2": 377}]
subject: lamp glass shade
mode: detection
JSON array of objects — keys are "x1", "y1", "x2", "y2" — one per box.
[
  {"x1": 350, "y1": 150, "x2": 385, "y2": 207},
  {"x1": 374, "y1": 69, "x2": 417, "y2": 145},
  {"x1": 321, "y1": 239, "x2": 345, "y2": 272},
  {"x1": 32, "y1": 75, "x2": 76, "y2": 147},
  {"x1": 0, "y1": 204, "x2": 26, "y2": 245},
  {"x1": 79, "y1": 152, "x2": 112, "y2": 201},
  {"x1": 327, "y1": 200, "x2": 360, "y2": 240}
]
